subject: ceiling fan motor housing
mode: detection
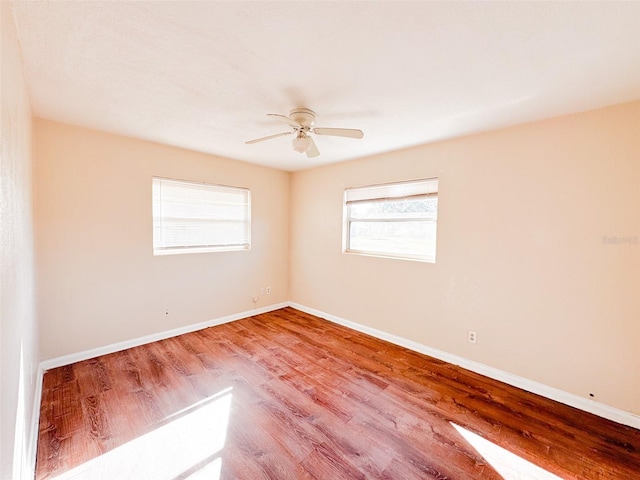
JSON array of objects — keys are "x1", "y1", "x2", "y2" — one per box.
[{"x1": 289, "y1": 108, "x2": 316, "y2": 127}]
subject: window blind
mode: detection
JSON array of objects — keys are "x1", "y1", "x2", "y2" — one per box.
[
  {"x1": 152, "y1": 177, "x2": 251, "y2": 255},
  {"x1": 345, "y1": 178, "x2": 438, "y2": 204}
]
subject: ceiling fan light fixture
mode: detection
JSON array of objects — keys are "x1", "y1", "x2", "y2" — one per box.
[{"x1": 292, "y1": 132, "x2": 311, "y2": 153}]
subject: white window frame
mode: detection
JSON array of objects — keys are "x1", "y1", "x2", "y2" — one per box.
[
  {"x1": 152, "y1": 177, "x2": 251, "y2": 256},
  {"x1": 343, "y1": 178, "x2": 438, "y2": 263}
]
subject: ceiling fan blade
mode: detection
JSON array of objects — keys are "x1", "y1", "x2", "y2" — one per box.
[
  {"x1": 306, "y1": 136, "x2": 320, "y2": 158},
  {"x1": 267, "y1": 113, "x2": 301, "y2": 128},
  {"x1": 245, "y1": 131, "x2": 292, "y2": 144},
  {"x1": 313, "y1": 127, "x2": 364, "y2": 139}
]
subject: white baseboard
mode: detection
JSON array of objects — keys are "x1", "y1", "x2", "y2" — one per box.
[
  {"x1": 39, "y1": 302, "x2": 288, "y2": 371},
  {"x1": 26, "y1": 365, "x2": 45, "y2": 480},
  {"x1": 288, "y1": 302, "x2": 640, "y2": 430}
]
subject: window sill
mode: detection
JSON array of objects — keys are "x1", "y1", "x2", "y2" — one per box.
[
  {"x1": 343, "y1": 249, "x2": 435, "y2": 264},
  {"x1": 154, "y1": 245, "x2": 250, "y2": 256}
]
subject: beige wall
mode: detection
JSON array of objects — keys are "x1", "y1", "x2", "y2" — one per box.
[
  {"x1": 1, "y1": 3, "x2": 39, "y2": 479},
  {"x1": 290, "y1": 101, "x2": 640, "y2": 415},
  {"x1": 34, "y1": 120, "x2": 289, "y2": 359}
]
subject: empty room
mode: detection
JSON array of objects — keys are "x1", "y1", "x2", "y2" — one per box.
[{"x1": 1, "y1": 1, "x2": 639, "y2": 479}]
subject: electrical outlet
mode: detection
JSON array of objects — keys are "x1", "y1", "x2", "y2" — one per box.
[
  {"x1": 468, "y1": 330, "x2": 477, "y2": 344},
  {"x1": 266, "y1": 286, "x2": 271, "y2": 295},
  {"x1": 252, "y1": 296, "x2": 259, "y2": 303}
]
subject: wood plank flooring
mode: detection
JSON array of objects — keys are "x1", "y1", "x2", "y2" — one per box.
[{"x1": 36, "y1": 307, "x2": 640, "y2": 479}]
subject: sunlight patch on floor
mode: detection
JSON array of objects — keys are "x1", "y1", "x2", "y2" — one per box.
[
  {"x1": 52, "y1": 388, "x2": 233, "y2": 480},
  {"x1": 451, "y1": 423, "x2": 563, "y2": 480}
]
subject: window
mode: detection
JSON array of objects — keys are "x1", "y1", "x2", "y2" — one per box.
[
  {"x1": 343, "y1": 178, "x2": 438, "y2": 262},
  {"x1": 152, "y1": 177, "x2": 251, "y2": 255}
]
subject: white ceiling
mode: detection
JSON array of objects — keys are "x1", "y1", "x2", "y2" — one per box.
[{"x1": 11, "y1": 1, "x2": 640, "y2": 171}]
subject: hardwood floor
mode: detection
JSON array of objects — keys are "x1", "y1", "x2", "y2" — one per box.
[{"x1": 36, "y1": 307, "x2": 640, "y2": 479}]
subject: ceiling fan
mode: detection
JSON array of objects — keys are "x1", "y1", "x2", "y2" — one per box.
[{"x1": 245, "y1": 108, "x2": 364, "y2": 158}]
